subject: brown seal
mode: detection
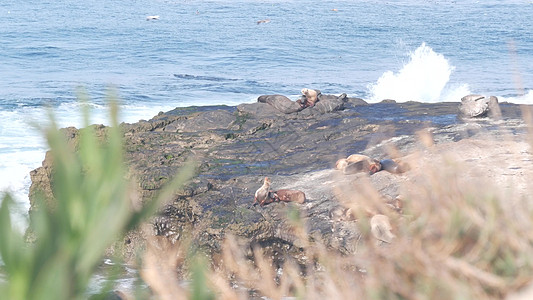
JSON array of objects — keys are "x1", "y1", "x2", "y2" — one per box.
[
  {"x1": 329, "y1": 206, "x2": 356, "y2": 222},
  {"x1": 336, "y1": 154, "x2": 382, "y2": 175},
  {"x1": 272, "y1": 189, "x2": 306, "y2": 204},
  {"x1": 252, "y1": 177, "x2": 272, "y2": 207},
  {"x1": 297, "y1": 88, "x2": 320, "y2": 108}
]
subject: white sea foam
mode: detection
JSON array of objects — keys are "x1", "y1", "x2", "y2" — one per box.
[
  {"x1": 500, "y1": 90, "x2": 533, "y2": 104},
  {"x1": 0, "y1": 100, "x2": 187, "y2": 231},
  {"x1": 368, "y1": 43, "x2": 470, "y2": 103}
]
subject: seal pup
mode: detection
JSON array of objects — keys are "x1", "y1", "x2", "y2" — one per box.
[
  {"x1": 297, "y1": 88, "x2": 320, "y2": 108},
  {"x1": 384, "y1": 195, "x2": 403, "y2": 214},
  {"x1": 272, "y1": 189, "x2": 306, "y2": 204},
  {"x1": 337, "y1": 154, "x2": 381, "y2": 175},
  {"x1": 329, "y1": 206, "x2": 356, "y2": 222},
  {"x1": 370, "y1": 214, "x2": 395, "y2": 244},
  {"x1": 252, "y1": 177, "x2": 272, "y2": 207},
  {"x1": 379, "y1": 159, "x2": 410, "y2": 174}
]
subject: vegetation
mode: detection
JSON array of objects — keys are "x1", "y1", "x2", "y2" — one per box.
[{"x1": 0, "y1": 97, "x2": 193, "y2": 300}]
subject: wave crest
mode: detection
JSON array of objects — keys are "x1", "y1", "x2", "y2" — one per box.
[{"x1": 368, "y1": 43, "x2": 466, "y2": 103}]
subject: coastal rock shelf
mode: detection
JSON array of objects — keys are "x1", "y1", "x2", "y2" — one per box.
[{"x1": 28, "y1": 98, "x2": 531, "y2": 262}]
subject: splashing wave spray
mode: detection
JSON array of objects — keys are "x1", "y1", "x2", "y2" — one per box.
[{"x1": 368, "y1": 43, "x2": 470, "y2": 103}]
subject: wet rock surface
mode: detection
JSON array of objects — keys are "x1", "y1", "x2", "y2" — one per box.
[{"x1": 29, "y1": 99, "x2": 532, "y2": 262}]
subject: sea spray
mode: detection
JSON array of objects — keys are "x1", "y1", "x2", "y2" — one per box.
[{"x1": 368, "y1": 43, "x2": 467, "y2": 103}]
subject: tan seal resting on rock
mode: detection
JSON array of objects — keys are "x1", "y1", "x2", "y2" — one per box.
[
  {"x1": 370, "y1": 214, "x2": 395, "y2": 244},
  {"x1": 297, "y1": 88, "x2": 320, "y2": 108},
  {"x1": 252, "y1": 177, "x2": 272, "y2": 207},
  {"x1": 336, "y1": 154, "x2": 382, "y2": 175},
  {"x1": 272, "y1": 189, "x2": 306, "y2": 204}
]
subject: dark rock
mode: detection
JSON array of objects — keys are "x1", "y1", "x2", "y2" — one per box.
[
  {"x1": 237, "y1": 102, "x2": 281, "y2": 118},
  {"x1": 347, "y1": 96, "x2": 368, "y2": 106}
]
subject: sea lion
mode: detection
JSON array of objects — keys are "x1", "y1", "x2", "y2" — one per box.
[
  {"x1": 146, "y1": 15, "x2": 160, "y2": 21},
  {"x1": 297, "y1": 88, "x2": 321, "y2": 108},
  {"x1": 379, "y1": 159, "x2": 410, "y2": 174},
  {"x1": 337, "y1": 154, "x2": 381, "y2": 175},
  {"x1": 312, "y1": 93, "x2": 347, "y2": 113},
  {"x1": 329, "y1": 206, "x2": 356, "y2": 222},
  {"x1": 384, "y1": 195, "x2": 403, "y2": 214},
  {"x1": 370, "y1": 214, "x2": 395, "y2": 244},
  {"x1": 336, "y1": 154, "x2": 372, "y2": 169},
  {"x1": 252, "y1": 177, "x2": 272, "y2": 207},
  {"x1": 257, "y1": 19, "x2": 271, "y2": 24},
  {"x1": 272, "y1": 189, "x2": 306, "y2": 204},
  {"x1": 257, "y1": 94, "x2": 303, "y2": 114}
]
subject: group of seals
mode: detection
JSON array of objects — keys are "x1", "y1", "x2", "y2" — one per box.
[
  {"x1": 335, "y1": 154, "x2": 409, "y2": 175},
  {"x1": 255, "y1": 88, "x2": 355, "y2": 115},
  {"x1": 329, "y1": 195, "x2": 402, "y2": 245},
  {"x1": 251, "y1": 177, "x2": 306, "y2": 207},
  {"x1": 257, "y1": 88, "x2": 321, "y2": 114},
  {"x1": 336, "y1": 154, "x2": 382, "y2": 175}
]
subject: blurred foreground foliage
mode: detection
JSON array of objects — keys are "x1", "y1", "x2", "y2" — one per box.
[{"x1": 0, "y1": 95, "x2": 193, "y2": 300}]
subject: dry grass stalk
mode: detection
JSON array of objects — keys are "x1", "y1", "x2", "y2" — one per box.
[{"x1": 138, "y1": 124, "x2": 533, "y2": 300}]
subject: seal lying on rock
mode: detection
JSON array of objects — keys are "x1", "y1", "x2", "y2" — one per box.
[
  {"x1": 459, "y1": 94, "x2": 500, "y2": 118},
  {"x1": 336, "y1": 154, "x2": 382, "y2": 175},
  {"x1": 329, "y1": 206, "x2": 356, "y2": 222},
  {"x1": 271, "y1": 189, "x2": 306, "y2": 204},
  {"x1": 252, "y1": 177, "x2": 272, "y2": 207},
  {"x1": 370, "y1": 214, "x2": 395, "y2": 244},
  {"x1": 379, "y1": 159, "x2": 410, "y2": 174},
  {"x1": 312, "y1": 93, "x2": 347, "y2": 114},
  {"x1": 252, "y1": 178, "x2": 306, "y2": 207},
  {"x1": 297, "y1": 88, "x2": 321, "y2": 108},
  {"x1": 257, "y1": 95, "x2": 303, "y2": 114}
]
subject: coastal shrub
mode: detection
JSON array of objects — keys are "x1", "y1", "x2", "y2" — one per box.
[{"x1": 0, "y1": 98, "x2": 193, "y2": 300}]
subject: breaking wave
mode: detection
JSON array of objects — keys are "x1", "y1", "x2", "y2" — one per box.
[{"x1": 368, "y1": 43, "x2": 470, "y2": 103}]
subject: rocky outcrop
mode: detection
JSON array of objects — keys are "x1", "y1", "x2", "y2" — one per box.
[
  {"x1": 459, "y1": 94, "x2": 501, "y2": 118},
  {"x1": 28, "y1": 98, "x2": 531, "y2": 262}
]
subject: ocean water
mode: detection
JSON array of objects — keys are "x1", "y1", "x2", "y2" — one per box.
[{"x1": 1, "y1": 0, "x2": 532, "y2": 227}]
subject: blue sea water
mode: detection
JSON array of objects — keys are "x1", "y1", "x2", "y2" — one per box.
[{"x1": 1, "y1": 0, "x2": 532, "y2": 226}]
